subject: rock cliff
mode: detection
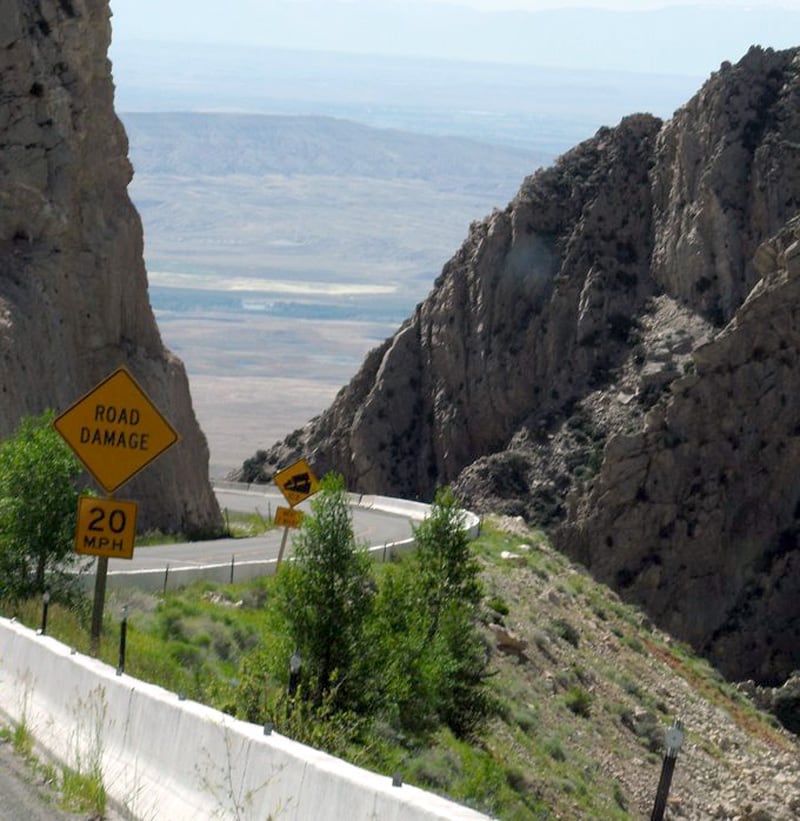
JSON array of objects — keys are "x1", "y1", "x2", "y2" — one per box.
[
  {"x1": 560, "y1": 219, "x2": 800, "y2": 685},
  {"x1": 241, "y1": 46, "x2": 800, "y2": 683},
  {"x1": 0, "y1": 0, "x2": 221, "y2": 535}
]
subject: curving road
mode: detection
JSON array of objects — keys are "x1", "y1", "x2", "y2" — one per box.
[{"x1": 104, "y1": 490, "x2": 417, "y2": 575}]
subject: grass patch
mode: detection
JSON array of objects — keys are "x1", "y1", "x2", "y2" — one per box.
[
  {"x1": 135, "y1": 529, "x2": 185, "y2": 547},
  {"x1": 221, "y1": 509, "x2": 276, "y2": 537},
  {"x1": 134, "y1": 509, "x2": 275, "y2": 546},
  {"x1": 12, "y1": 721, "x2": 33, "y2": 758},
  {"x1": 60, "y1": 765, "x2": 106, "y2": 816},
  {"x1": 564, "y1": 686, "x2": 593, "y2": 718}
]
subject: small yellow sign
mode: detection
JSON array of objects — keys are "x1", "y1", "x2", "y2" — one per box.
[
  {"x1": 275, "y1": 506, "x2": 304, "y2": 529},
  {"x1": 274, "y1": 458, "x2": 320, "y2": 507},
  {"x1": 53, "y1": 367, "x2": 179, "y2": 493},
  {"x1": 75, "y1": 496, "x2": 138, "y2": 560}
]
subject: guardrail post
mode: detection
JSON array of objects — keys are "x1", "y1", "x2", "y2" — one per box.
[
  {"x1": 38, "y1": 590, "x2": 50, "y2": 636},
  {"x1": 651, "y1": 720, "x2": 684, "y2": 821},
  {"x1": 117, "y1": 605, "x2": 128, "y2": 675}
]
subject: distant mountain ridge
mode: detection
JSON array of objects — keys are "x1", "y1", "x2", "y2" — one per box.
[
  {"x1": 122, "y1": 112, "x2": 549, "y2": 194},
  {"x1": 238, "y1": 45, "x2": 800, "y2": 685}
]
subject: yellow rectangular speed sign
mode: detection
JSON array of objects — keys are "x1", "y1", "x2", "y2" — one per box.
[
  {"x1": 75, "y1": 496, "x2": 138, "y2": 560},
  {"x1": 275, "y1": 506, "x2": 304, "y2": 528}
]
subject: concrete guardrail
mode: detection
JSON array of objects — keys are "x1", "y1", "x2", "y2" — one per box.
[{"x1": 0, "y1": 617, "x2": 490, "y2": 820}]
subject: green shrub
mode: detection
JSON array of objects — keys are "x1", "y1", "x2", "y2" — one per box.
[
  {"x1": 273, "y1": 473, "x2": 373, "y2": 708},
  {"x1": 0, "y1": 412, "x2": 87, "y2": 601},
  {"x1": 487, "y1": 596, "x2": 510, "y2": 616},
  {"x1": 551, "y1": 618, "x2": 581, "y2": 648},
  {"x1": 564, "y1": 686, "x2": 593, "y2": 717}
]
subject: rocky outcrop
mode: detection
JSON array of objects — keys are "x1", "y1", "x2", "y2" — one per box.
[
  {"x1": 244, "y1": 112, "x2": 664, "y2": 497},
  {"x1": 0, "y1": 1, "x2": 221, "y2": 535},
  {"x1": 559, "y1": 220, "x2": 800, "y2": 684},
  {"x1": 239, "y1": 46, "x2": 800, "y2": 682}
]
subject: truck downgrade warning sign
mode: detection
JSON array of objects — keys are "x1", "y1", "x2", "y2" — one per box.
[
  {"x1": 274, "y1": 458, "x2": 320, "y2": 507},
  {"x1": 53, "y1": 367, "x2": 179, "y2": 493}
]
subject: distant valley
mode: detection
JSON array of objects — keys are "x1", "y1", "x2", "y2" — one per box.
[
  {"x1": 122, "y1": 112, "x2": 551, "y2": 474},
  {"x1": 111, "y1": 42, "x2": 713, "y2": 475}
]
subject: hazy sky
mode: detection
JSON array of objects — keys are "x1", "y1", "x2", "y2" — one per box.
[
  {"x1": 111, "y1": 0, "x2": 800, "y2": 76},
  {"x1": 454, "y1": 0, "x2": 800, "y2": 7}
]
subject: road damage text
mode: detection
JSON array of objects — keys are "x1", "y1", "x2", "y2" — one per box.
[{"x1": 79, "y1": 404, "x2": 150, "y2": 450}]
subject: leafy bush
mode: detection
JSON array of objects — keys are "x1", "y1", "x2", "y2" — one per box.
[
  {"x1": 0, "y1": 412, "x2": 87, "y2": 601},
  {"x1": 364, "y1": 487, "x2": 491, "y2": 737},
  {"x1": 487, "y1": 595, "x2": 510, "y2": 616},
  {"x1": 551, "y1": 618, "x2": 581, "y2": 648}
]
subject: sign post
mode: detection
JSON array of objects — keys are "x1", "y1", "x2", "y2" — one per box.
[
  {"x1": 273, "y1": 458, "x2": 319, "y2": 567},
  {"x1": 54, "y1": 367, "x2": 179, "y2": 652}
]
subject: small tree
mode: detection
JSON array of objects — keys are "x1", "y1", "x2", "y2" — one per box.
[
  {"x1": 0, "y1": 411, "x2": 84, "y2": 600},
  {"x1": 369, "y1": 487, "x2": 491, "y2": 737},
  {"x1": 274, "y1": 473, "x2": 373, "y2": 708},
  {"x1": 414, "y1": 486, "x2": 483, "y2": 624}
]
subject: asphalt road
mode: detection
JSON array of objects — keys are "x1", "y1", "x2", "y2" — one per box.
[
  {"x1": 0, "y1": 734, "x2": 89, "y2": 821},
  {"x1": 105, "y1": 490, "x2": 416, "y2": 573}
]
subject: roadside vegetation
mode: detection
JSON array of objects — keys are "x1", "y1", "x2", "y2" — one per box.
[
  {"x1": 0, "y1": 411, "x2": 89, "y2": 603},
  {"x1": 1, "y1": 417, "x2": 797, "y2": 817},
  {"x1": 7, "y1": 507, "x2": 793, "y2": 818},
  {"x1": 0, "y1": 719, "x2": 106, "y2": 818}
]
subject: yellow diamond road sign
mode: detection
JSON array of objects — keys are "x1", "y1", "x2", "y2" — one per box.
[
  {"x1": 54, "y1": 367, "x2": 179, "y2": 493},
  {"x1": 274, "y1": 458, "x2": 320, "y2": 507}
]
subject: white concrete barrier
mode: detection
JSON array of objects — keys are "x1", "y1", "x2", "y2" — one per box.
[
  {"x1": 365, "y1": 496, "x2": 481, "y2": 540},
  {"x1": 96, "y1": 559, "x2": 281, "y2": 594},
  {"x1": 0, "y1": 617, "x2": 491, "y2": 820}
]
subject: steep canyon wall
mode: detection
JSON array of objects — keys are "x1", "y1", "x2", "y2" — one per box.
[{"x1": 0, "y1": 0, "x2": 221, "y2": 534}]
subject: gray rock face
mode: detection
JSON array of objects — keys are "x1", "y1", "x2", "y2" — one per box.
[
  {"x1": 240, "y1": 46, "x2": 800, "y2": 682},
  {"x1": 1, "y1": 0, "x2": 221, "y2": 535},
  {"x1": 559, "y1": 220, "x2": 800, "y2": 684},
  {"x1": 247, "y1": 112, "x2": 663, "y2": 496}
]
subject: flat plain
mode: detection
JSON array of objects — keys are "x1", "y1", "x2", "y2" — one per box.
[
  {"x1": 127, "y1": 112, "x2": 548, "y2": 475},
  {"x1": 156, "y1": 310, "x2": 396, "y2": 477}
]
